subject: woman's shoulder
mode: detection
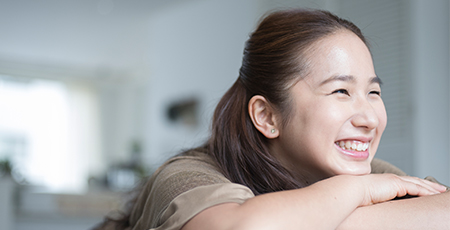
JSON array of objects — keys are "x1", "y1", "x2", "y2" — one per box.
[
  {"x1": 370, "y1": 158, "x2": 407, "y2": 176},
  {"x1": 153, "y1": 147, "x2": 231, "y2": 188},
  {"x1": 128, "y1": 147, "x2": 249, "y2": 229}
]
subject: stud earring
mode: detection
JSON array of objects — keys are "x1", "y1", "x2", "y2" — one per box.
[{"x1": 271, "y1": 129, "x2": 275, "y2": 133}]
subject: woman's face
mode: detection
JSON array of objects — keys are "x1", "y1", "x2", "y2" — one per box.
[{"x1": 272, "y1": 30, "x2": 387, "y2": 182}]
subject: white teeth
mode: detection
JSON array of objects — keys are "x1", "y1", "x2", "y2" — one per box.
[
  {"x1": 357, "y1": 143, "x2": 363, "y2": 151},
  {"x1": 345, "y1": 141, "x2": 351, "y2": 149},
  {"x1": 336, "y1": 141, "x2": 369, "y2": 152}
]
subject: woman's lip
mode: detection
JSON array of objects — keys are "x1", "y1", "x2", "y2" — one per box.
[
  {"x1": 335, "y1": 136, "x2": 373, "y2": 143},
  {"x1": 334, "y1": 143, "x2": 369, "y2": 160}
]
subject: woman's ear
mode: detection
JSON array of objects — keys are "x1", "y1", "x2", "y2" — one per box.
[{"x1": 248, "y1": 95, "x2": 279, "y2": 139}]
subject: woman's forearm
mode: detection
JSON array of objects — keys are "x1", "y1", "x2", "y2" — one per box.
[
  {"x1": 231, "y1": 175, "x2": 365, "y2": 230},
  {"x1": 183, "y1": 175, "x2": 442, "y2": 230},
  {"x1": 338, "y1": 191, "x2": 450, "y2": 230},
  {"x1": 183, "y1": 175, "x2": 366, "y2": 230},
  {"x1": 183, "y1": 174, "x2": 443, "y2": 230}
]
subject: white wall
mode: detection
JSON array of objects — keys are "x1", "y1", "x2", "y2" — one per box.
[
  {"x1": 143, "y1": 0, "x2": 260, "y2": 168},
  {"x1": 411, "y1": 0, "x2": 449, "y2": 184},
  {"x1": 98, "y1": 81, "x2": 146, "y2": 168}
]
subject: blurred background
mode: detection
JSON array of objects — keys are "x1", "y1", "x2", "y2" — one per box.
[{"x1": 0, "y1": 0, "x2": 448, "y2": 229}]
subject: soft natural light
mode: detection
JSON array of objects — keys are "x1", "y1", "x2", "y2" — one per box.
[{"x1": 0, "y1": 76, "x2": 100, "y2": 193}]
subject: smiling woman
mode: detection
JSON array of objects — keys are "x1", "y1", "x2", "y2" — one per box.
[
  {"x1": 95, "y1": 8, "x2": 449, "y2": 230},
  {"x1": 268, "y1": 31, "x2": 387, "y2": 181}
]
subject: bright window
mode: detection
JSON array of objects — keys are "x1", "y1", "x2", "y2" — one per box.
[{"x1": 0, "y1": 75, "x2": 101, "y2": 193}]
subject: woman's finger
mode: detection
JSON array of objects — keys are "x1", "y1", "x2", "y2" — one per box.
[
  {"x1": 362, "y1": 174, "x2": 440, "y2": 206},
  {"x1": 397, "y1": 176, "x2": 445, "y2": 195},
  {"x1": 421, "y1": 178, "x2": 448, "y2": 192}
]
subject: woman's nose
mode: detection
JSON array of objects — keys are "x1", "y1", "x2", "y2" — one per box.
[{"x1": 351, "y1": 98, "x2": 379, "y2": 130}]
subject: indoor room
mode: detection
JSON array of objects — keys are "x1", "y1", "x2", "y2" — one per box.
[{"x1": 0, "y1": 0, "x2": 448, "y2": 229}]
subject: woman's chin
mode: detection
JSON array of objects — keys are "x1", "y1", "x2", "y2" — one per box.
[{"x1": 332, "y1": 161, "x2": 372, "y2": 176}]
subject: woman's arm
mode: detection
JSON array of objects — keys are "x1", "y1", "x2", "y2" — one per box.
[
  {"x1": 337, "y1": 191, "x2": 450, "y2": 230},
  {"x1": 181, "y1": 174, "x2": 446, "y2": 230}
]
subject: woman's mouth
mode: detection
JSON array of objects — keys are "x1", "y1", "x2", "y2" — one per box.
[
  {"x1": 334, "y1": 140, "x2": 370, "y2": 159},
  {"x1": 336, "y1": 140, "x2": 369, "y2": 152}
]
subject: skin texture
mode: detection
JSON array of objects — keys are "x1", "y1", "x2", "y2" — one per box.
[
  {"x1": 337, "y1": 191, "x2": 450, "y2": 230},
  {"x1": 268, "y1": 30, "x2": 386, "y2": 183},
  {"x1": 181, "y1": 31, "x2": 449, "y2": 230}
]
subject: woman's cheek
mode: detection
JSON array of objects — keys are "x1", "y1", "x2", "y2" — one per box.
[{"x1": 377, "y1": 104, "x2": 388, "y2": 134}]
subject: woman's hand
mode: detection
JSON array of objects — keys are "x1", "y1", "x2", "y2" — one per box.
[
  {"x1": 358, "y1": 174, "x2": 447, "y2": 206},
  {"x1": 338, "y1": 175, "x2": 449, "y2": 230}
]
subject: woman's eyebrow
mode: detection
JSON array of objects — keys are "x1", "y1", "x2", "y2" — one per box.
[
  {"x1": 319, "y1": 75, "x2": 355, "y2": 86},
  {"x1": 370, "y1": 76, "x2": 383, "y2": 85},
  {"x1": 319, "y1": 75, "x2": 382, "y2": 86}
]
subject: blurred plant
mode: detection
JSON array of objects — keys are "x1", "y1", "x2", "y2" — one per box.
[
  {"x1": 0, "y1": 158, "x2": 13, "y2": 177},
  {"x1": 130, "y1": 140, "x2": 147, "y2": 179}
]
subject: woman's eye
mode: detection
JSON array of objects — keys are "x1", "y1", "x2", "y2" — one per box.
[
  {"x1": 332, "y1": 89, "x2": 349, "y2": 95},
  {"x1": 369, "y1": 90, "x2": 381, "y2": 96}
]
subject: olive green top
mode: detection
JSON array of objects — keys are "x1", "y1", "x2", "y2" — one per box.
[{"x1": 126, "y1": 149, "x2": 444, "y2": 230}]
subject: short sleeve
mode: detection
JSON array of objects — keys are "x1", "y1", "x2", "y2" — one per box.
[
  {"x1": 129, "y1": 152, "x2": 255, "y2": 230},
  {"x1": 151, "y1": 183, "x2": 254, "y2": 230}
]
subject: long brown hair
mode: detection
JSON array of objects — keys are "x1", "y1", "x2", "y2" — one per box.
[
  {"x1": 208, "y1": 8, "x2": 367, "y2": 195},
  {"x1": 94, "y1": 8, "x2": 368, "y2": 229}
]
